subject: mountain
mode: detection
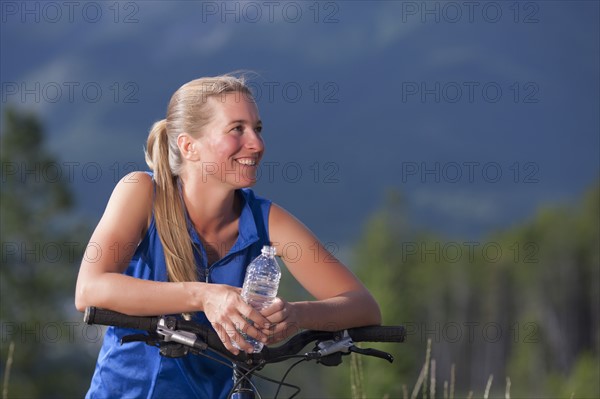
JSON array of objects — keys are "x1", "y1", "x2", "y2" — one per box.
[{"x1": 1, "y1": 1, "x2": 598, "y2": 245}]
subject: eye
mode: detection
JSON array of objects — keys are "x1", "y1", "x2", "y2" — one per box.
[
  {"x1": 254, "y1": 125, "x2": 263, "y2": 134},
  {"x1": 230, "y1": 125, "x2": 243, "y2": 133}
]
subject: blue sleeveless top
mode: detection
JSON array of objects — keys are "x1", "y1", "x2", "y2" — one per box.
[{"x1": 86, "y1": 177, "x2": 271, "y2": 399}]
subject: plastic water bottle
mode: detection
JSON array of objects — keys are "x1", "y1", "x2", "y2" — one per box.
[{"x1": 235, "y1": 245, "x2": 281, "y2": 353}]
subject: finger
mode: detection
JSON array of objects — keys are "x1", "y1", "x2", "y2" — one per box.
[
  {"x1": 243, "y1": 304, "x2": 272, "y2": 330},
  {"x1": 265, "y1": 309, "x2": 286, "y2": 325},
  {"x1": 264, "y1": 299, "x2": 290, "y2": 325},
  {"x1": 211, "y1": 321, "x2": 242, "y2": 355},
  {"x1": 264, "y1": 301, "x2": 299, "y2": 343},
  {"x1": 260, "y1": 297, "x2": 285, "y2": 318},
  {"x1": 227, "y1": 321, "x2": 258, "y2": 354},
  {"x1": 271, "y1": 319, "x2": 300, "y2": 336},
  {"x1": 212, "y1": 317, "x2": 259, "y2": 354},
  {"x1": 231, "y1": 313, "x2": 268, "y2": 344},
  {"x1": 265, "y1": 321, "x2": 301, "y2": 345}
]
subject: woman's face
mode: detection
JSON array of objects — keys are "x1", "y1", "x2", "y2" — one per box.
[{"x1": 194, "y1": 92, "x2": 264, "y2": 188}]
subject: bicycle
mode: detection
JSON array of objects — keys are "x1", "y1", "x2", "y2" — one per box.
[{"x1": 84, "y1": 306, "x2": 406, "y2": 399}]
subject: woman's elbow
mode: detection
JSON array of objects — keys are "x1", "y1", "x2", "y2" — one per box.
[
  {"x1": 74, "y1": 284, "x2": 89, "y2": 312},
  {"x1": 74, "y1": 279, "x2": 99, "y2": 312},
  {"x1": 356, "y1": 290, "x2": 382, "y2": 326},
  {"x1": 75, "y1": 302, "x2": 86, "y2": 313},
  {"x1": 368, "y1": 298, "x2": 382, "y2": 325}
]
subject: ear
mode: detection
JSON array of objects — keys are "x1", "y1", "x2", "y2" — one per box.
[{"x1": 177, "y1": 133, "x2": 201, "y2": 161}]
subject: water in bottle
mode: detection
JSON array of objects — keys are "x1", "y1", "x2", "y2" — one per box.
[{"x1": 234, "y1": 245, "x2": 281, "y2": 353}]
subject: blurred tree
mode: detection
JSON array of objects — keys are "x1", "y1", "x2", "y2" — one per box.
[
  {"x1": 0, "y1": 108, "x2": 93, "y2": 397},
  {"x1": 335, "y1": 182, "x2": 599, "y2": 398},
  {"x1": 506, "y1": 182, "x2": 599, "y2": 398}
]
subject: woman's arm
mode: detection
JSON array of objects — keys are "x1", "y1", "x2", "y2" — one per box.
[
  {"x1": 264, "y1": 203, "x2": 382, "y2": 341},
  {"x1": 74, "y1": 172, "x2": 269, "y2": 354},
  {"x1": 75, "y1": 172, "x2": 191, "y2": 314}
]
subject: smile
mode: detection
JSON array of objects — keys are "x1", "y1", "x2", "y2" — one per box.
[{"x1": 235, "y1": 158, "x2": 257, "y2": 166}]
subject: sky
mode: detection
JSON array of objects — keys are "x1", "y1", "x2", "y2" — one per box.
[{"x1": 1, "y1": 1, "x2": 599, "y2": 250}]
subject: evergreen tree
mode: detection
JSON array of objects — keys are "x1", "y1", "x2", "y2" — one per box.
[
  {"x1": 1, "y1": 108, "x2": 93, "y2": 397},
  {"x1": 346, "y1": 183, "x2": 599, "y2": 398}
]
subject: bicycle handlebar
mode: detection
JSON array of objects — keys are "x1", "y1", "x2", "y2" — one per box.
[
  {"x1": 85, "y1": 307, "x2": 159, "y2": 331},
  {"x1": 84, "y1": 307, "x2": 405, "y2": 364}
]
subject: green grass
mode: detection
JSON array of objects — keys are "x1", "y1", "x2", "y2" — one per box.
[
  {"x1": 351, "y1": 339, "x2": 520, "y2": 399},
  {"x1": 2, "y1": 341, "x2": 15, "y2": 399}
]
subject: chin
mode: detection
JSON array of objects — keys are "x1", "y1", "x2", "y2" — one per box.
[{"x1": 233, "y1": 178, "x2": 257, "y2": 189}]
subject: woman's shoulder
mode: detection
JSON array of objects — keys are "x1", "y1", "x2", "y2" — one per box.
[
  {"x1": 92, "y1": 171, "x2": 154, "y2": 245},
  {"x1": 107, "y1": 171, "x2": 154, "y2": 211},
  {"x1": 115, "y1": 171, "x2": 154, "y2": 192}
]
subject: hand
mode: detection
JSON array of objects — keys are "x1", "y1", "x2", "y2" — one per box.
[
  {"x1": 201, "y1": 284, "x2": 270, "y2": 355},
  {"x1": 261, "y1": 298, "x2": 300, "y2": 345}
]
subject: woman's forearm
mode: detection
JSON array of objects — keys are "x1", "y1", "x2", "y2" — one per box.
[
  {"x1": 75, "y1": 272, "x2": 204, "y2": 316},
  {"x1": 292, "y1": 290, "x2": 382, "y2": 331}
]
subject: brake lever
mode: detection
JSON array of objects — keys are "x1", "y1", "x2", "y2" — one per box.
[
  {"x1": 316, "y1": 336, "x2": 353, "y2": 357},
  {"x1": 349, "y1": 346, "x2": 394, "y2": 363},
  {"x1": 157, "y1": 318, "x2": 208, "y2": 351}
]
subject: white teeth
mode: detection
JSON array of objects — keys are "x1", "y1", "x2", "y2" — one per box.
[{"x1": 235, "y1": 158, "x2": 257, "y2": 166}]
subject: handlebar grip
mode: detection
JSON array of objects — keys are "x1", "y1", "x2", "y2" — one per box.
[
  {"x1": 347, "y1": 326, "x2": 406, "y2": 343},
  {"x1": 84, "y1": 307, "x2": 158, "y2": 332}
]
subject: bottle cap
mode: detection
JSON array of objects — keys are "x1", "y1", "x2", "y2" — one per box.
[{"x1": 261, "y1": 245, "x2": 276, "y2": 257}]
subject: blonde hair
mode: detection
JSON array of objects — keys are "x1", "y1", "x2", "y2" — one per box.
[{"x1": 144, "y1": 75, "x2": 253, "y2": 283}]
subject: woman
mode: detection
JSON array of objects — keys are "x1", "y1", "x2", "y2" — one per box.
[{"x1": 75, "y1": 75, "x2": 381, "y2": 398}]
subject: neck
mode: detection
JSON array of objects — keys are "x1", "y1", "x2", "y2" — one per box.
[{"x1": 178, "y1": 173, "x2": 239, "y2": 235}]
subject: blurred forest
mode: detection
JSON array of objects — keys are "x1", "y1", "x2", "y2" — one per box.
[
  {"x1": 335, "y1": 184, "x2": 599, "y2": 398},
  {"x1": 1, "y1": 109, "x2": 94, "y2": 398},
  {"x1": 1, "y1": 109, "x2": 598, "y2": 398}
]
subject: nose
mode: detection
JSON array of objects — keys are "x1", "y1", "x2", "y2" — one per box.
[{"x1": 245, "y1": 128, "x2": 264, "y2": 153}]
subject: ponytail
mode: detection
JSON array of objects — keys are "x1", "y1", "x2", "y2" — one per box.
[
  {"x1": 145, "y1": 119, "x2": 198, "y2": 283},
  {"x1": 143, "y1": 75, "x2": 254, "y2": 285}
]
